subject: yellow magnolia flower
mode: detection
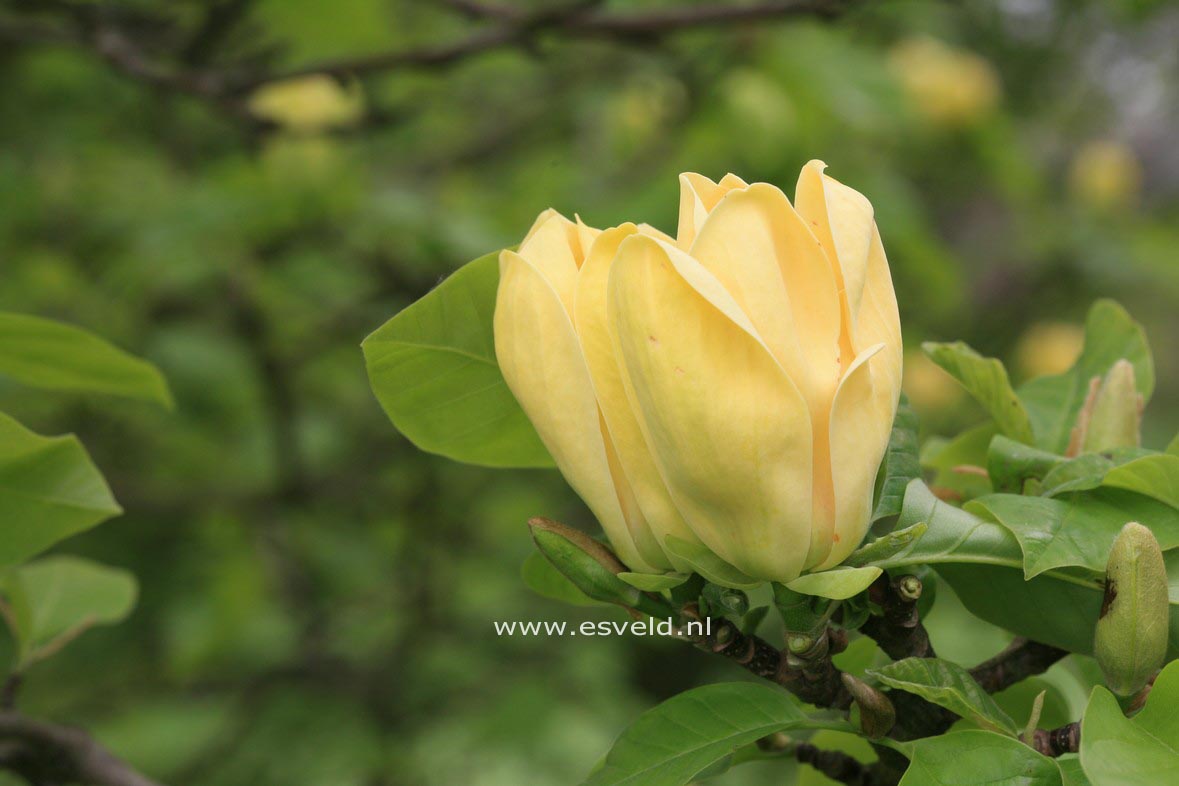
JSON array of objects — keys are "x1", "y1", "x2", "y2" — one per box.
[
  {"x1": 1068, "y1": 140, "x2": 1142, "y2": 212},
  {"x1": 248, "y1": 75, "x2": 364, "y2": 133},
  {"x1": 494, "y1": 163, "x2": 902, "y2": 583},
  {"x1": 889, "y1": 37, "x2": 1000, "y2": 128}
]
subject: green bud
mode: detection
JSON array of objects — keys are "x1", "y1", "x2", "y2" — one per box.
[
  {"x1": 528, "y1": 518, "x2": 667, "y2": 617},
  {"x1": 841, "y1": 673, "x2": 896, "y2": 739},
  {"x1": 1094, "y1": 521, "x2": 1169, "y2": 696},
  {"x1": 1080, "y1": 360, "x2": 1143, "y2": 454}
]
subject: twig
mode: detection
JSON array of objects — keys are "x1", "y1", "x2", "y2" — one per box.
[
  {"x1": 795, "y1": 742, "x2": 877, "y2": 785},
  {"x1": 1031, "y1": 722, "x2": 1080, "y2": 757},
  {"x1": 969, "y1": 638, "x2": 1068, "y2": 694},
  {"x1": 0, "y1": 712, "x2": 164, "y2": 786},
  {"x1": 861, "y1": 574, "x2": 935, "y2": 660}
]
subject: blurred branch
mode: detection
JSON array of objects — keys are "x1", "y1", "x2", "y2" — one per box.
[
  {"x1": 1031, "y1": 722, "x2": 1080, "y2": 757},
  {"x1": 0, "y1": 0, "x2": 853, "y2": 131},
  {"x1": 794, "y1": 741, "x2": 879, "y2": 786},
  {"x1": 0, "y1": 713, "x2": 163, "y2": 786}
]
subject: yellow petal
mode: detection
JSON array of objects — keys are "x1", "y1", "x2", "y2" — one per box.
[
  {"x1": 792, "y1": 160, "x2": 877, "y2": 353},
  {"x1": 689, "y1": 183, "x2": 844, "y2": 568},
  {"x1": 495, "y1": 249, "x2": 664, "y2": 572},
  {"x1": 855, "y1": 226, "x2": 904, "y2": 409},
  {"x1": 576, "y1": 225, "x2": 706, "y2": 571},
  {"x1": 676, "y1": 172, "x2": 749, "y2": 249},
  {"x1": 517, "y1": 211, "x2": 583, "y2": 315},
  {"x1": 607, "y1": 234, "x2": 813, "y2": 582},
  {"x1": 820, "y1": 344, "x2": 891, "y2": 570}
]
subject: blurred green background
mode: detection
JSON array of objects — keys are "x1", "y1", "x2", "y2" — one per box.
[{"x1": 1, "y1": 0, "x2": 1177, "y2": 784}]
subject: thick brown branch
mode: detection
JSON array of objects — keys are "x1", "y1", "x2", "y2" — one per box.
[
  {"x1": 0, "y1": 712, "x2": 163, "y2": 786},
  {"x1": 969, "y1": 638, "x2": 1068, "y2": 694}
]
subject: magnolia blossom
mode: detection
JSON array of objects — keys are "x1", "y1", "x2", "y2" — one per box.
[{"x1": 494, "y1": 162, "x2": 902, "y2": 584}]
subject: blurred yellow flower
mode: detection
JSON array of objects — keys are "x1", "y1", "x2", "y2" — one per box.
[
  {"x1": 494, "y1": 163, "x2": 902, "y2": 583},
  {"x1": 1068, "y1": 140, "x2": 1142, "y2": 212},
  {"x1": 902, "y1": 349, "x2": 963, "y2": 412},
  {"x1": 1014, "y1": 321, "x2": 1084, "y2": 379},
  {"x1": 889, "y1": 37, "x2": 1000, "y2": 128},
  {"x1": 248, "y1": 75, "x2": 364, "y2": 133}
]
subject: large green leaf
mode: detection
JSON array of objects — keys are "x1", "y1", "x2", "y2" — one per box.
[
  {"x1": 898, "y1": 730, "x2": 1062, "y2": 786},
  {"x1": 922, "y1": 342, "x2": 1035, "y2": 444},
  {"x1": 869, "y1": 658, "x2": 1017, "y2": 735},
  {"x1": 921, "y1": 423, "x2": 996, "y2": 501},
  {"x1": 0, "y1": 312, "x2": 172, "y2": 408},
  {"x1": 872, "y1": 397, "x2": 921, "y2": 522},
  {"x1": 0, "y1": 555, "x2": 137, "y2": 668},
  {"x1": 1101, "y1": 454, "x2": 1179, "y2": 508},
  {"x1": 362, "y1": 251, "x2": 553, "y2": 468},
  {"x1": 0, "y1": 412, "x2": 122, "y2": 567},
  {"x1": 1080, "y1": 660, "x2": 1179, "y2": 786},
  {"x1": 1018, "y1": 300, "x2": 1153, "y2": 454},
  {"x1": 967, "y1": 490, "x2": 1179, "y2": 578},
  {"x1": 986, "y1": 435, "x2": 1064, "y2": 494},
  {"x1": 877, "y1": 481, "x2": 1179, "y2": 658},
  {"x1": 583, "y1": 683, "x2": 852, "y2": 786}
]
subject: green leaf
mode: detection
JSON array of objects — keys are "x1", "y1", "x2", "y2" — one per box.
[
  {"x1": 520, "y1": 551, "x2": 600, "y2": 607},
  {"x1": 872, "y1": 398, "x2": 921, "y2": 522},
  {"x1": 1057, "y1": 757, "x2": 1091, "y2": 786},
  {"x1": 898, "y1": 730, "x2": 1062, "y2": 786},
  {"x1": 922, "y1": 342, "x2": 1034, "y2": 444},
  {"x1": 844, "y1": 522, "x2": 928, "y2": 568},
  {"x1": 584, "y1": 683, "x2": 852, "y2": 786},
  {"x1": 0, "y1": 412, "x2": 122, "y2": 567},
  {"x1": 0, "y1": 556, "x2": 137, "y2": 667},
  {"x1": 921, "y1": 423, "x2": 996, "y2": 501},
  {"x1": 1080, "y1": 660, "x2": 1179, "y2": 786},
  {"x1": 1018, "y1": 300, "x2": 1153, "y2": 454},
  {"x1": 663, "y1": 536, "x2": 762, "y2": 591},
  {"x1": 986, "y1": 435, "x2": 1065, "y2": 494},
  {"x1": 616, "y1": 572, "x2": 690, "y2": 592},
  {"x1": 362, "y1": 251, "x2": 553, "y2": 468},
  {"x1": 0, "y1": 312, "x2": 172, "y2": 408},
  {"x1": 869, "y1": 658, "x2": 1018, "y2": 735},
  {"x1": 1101, "y1": 453, "x2": 1179, "y2": 508},
  {"x1": 967, "y1": 490, "x2": 1179, "y2": 578},
  {"x1": 785, "y1": 566, "x2": 882, "y2": 600}
]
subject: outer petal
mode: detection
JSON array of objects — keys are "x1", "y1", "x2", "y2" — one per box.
[
  {"x1": 676, "y1": 172, "x2": 749, "y2": 249},
  {"x1": 794, "y1": 160, "x2": 875, "y2": 322},
  {"x1": 495, "y1": 249, "x2": 664, "y2": 572},
  {"x1": 607, "y1": 234, "x2": 813, "y2": 582},
  {"x1": 517, "y1": 210, "x2": 583, "y2": 315},
  {"x1": 820, "y1": 344, "x2": 892, "y2": 569},
  {"x1": 688, "y1": 183, "x2": 845, "y2": 567},
  {"x1": 576, "y1": 226, "x2": 706, "y2": 571}
]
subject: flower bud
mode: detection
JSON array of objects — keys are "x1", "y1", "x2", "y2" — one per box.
[
  {"x1": 1081, "y1": 360, "x2": 1143, "y2": 454},
  {"x1": 1094, "y1": 522, "x2": 1169, "y2": 696},
  {"x1": 496, "y1": 164, "x2": 902, "y2": 584}
]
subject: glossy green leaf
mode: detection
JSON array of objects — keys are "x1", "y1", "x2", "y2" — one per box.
[
  {"x1": 986, "y1": 435, "x2": 1064, "y2": 494},
  {"x1": 0, "y1": 412, "x2": 122, "y2": 567},
  {"x1": 583, "y1": 682, "x2": 852, "y2": 786},
  {"x1": 922, "y1": 341, "x2": 1034, "y2": 444},
  {"x1": 967, "y1": 490, "x2": 1179, "y2": 578},
  {"x1": 898, "y1": 730, "x2": 1062, "y2": 786},
  {"x1": 1101, "y1": 453, "x2": 1179, "y2": 508},
  {"x1": 869, "y1": 658, "x2": 1018, "y2": 735},
  {"x1": 785, "y1": 566, "x2": 882, "y2": 600},
  {"x1": 1018, "y1": 300, "x2": 1153, "y2": 454},
  {"x1": 1080, "y1": 660, "x2": 1179, "y2": 786},
  {"x1": 0, "y1": 312, "x2": 173, "y2": 408},
  {"x1": 873, "y1": 398, "x2": 921, "y2": 522},
  {"x1": 362, "y1": 251, "x2": 553, "y2": 468},
  {"x1": 0, "y1": 555, "x2": 137, "y2": 667},
  {"x1": 520, "y1": 551, "x2": 600, "y2": 607}
]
